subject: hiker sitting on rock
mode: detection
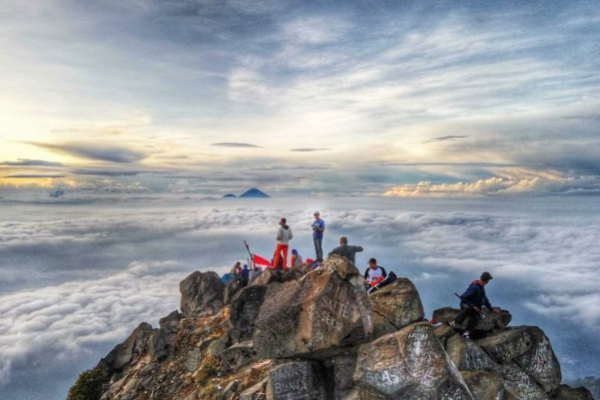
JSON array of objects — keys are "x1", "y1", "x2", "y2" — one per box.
[
  {"x1": 291, "y1": 249, "x2": 303, "y2": 268},
  {"x1": 364, "y1": 258, "x2": 387, "y2": 289},
  {"x1": 450, "y1": 271, "x2": 501, "y2": 340},
  {"x1": 329, "y1": 236, "x2": 363, "y2": 264}
]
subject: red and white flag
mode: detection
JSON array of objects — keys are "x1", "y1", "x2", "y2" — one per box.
[{"x1": 253, "y1": 254, "x2": 271, "y2": 267}]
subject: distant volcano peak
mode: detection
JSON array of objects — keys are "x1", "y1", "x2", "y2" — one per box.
[{"x1": 239, "y1": 188, "x2": 270, "y2": 198}]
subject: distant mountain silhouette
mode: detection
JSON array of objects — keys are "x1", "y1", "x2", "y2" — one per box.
[
  {"x1": 223, "y1": 194, "x2": 237, "y2": 198},
  {"x1": 239, "y1": 188, "x2": 270, "y2": 198}
]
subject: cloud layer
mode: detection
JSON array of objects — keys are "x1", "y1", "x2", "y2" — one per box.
[{"x1": 1, "y1": 197, "x2": 599, "y2": 399}]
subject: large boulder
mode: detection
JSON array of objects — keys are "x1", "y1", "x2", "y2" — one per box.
[
  {"x1": 98, "y1": 322, "x2": 154, "y2": 372},
  {"x1": 353, "y1": 322, "x2": 473, "y2": 400},
  {"x1": 251, "y1": 268, "x2": 281, "y2": 287},
  {"x1": 253, "y1": 267, "x2": 373, "y2": 359},
  {"x1": 514, "y1": 327, "x2": 561, "y2": 393},
  {"x1": 179, "y1": 271, "x2": 225, "y2": 317},
  {"x1": 501, "y1": 362, "x2": 549, "y2": 400},
  {"x1": 476, "y1": 328, "x2": 534, "y2": 364},
  {"x1": 432, "y1": 307, "x2": 511, "y2": 333},
  {"x1": 370, "y1": 278, "x2": 425, "y2": 330},
  {"x1": 265, "y1": 361, "x2": 329, "y2": 400},
  {"x1": 322, "y1": 254, "x2": 362, "y2": 282},
  {"x1": 229, "y1": 285, "x2": 268, "y2": 343},
  {"x1": 551, "y1": 385, "x2": 594, "y2": 400},
  {"x1": 461, "y1": 371, "x2": 505, "y2": 400},
  {"x1": 446, "y1": 334, "x2": 501, "y2": 373},
  {"x1": 332, "y1": 354, "x2": 358, "y2": 399}
]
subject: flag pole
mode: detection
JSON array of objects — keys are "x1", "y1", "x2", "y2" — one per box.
[{"x1": 244, "y1": 240, "x2": 255, "y2": 269}]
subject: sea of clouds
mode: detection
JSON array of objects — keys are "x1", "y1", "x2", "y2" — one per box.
[{"x1": 0, "y1": 196, "x2": 599, "y2": 400}]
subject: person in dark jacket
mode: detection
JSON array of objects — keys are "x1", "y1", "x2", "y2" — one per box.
[
  {"x1": 451, "y1": 271, "x2": 500, "y2": 339},
  {"x1": 329, "y1": 236, "x2": 363, "y2": 264},
  {"x1": 241, "y1": 264, "x2": 250, "y2": 287},
  {"x1": 364, "y1": 258, "x2": 387, "y2": 288}
]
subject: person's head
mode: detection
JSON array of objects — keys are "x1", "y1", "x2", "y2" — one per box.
[
  {"x1": 368, "y1": 258, "x2": 377, "y2": 269},
  {"x1": 292, "y1": 249, "x2": 298, "y2": 255},
  {"x1": 480, "y1": 271, "x2": 493, "y2": 285},
  {"x1": 313, "y1": 211, "x2": 320, "y2": 220},
  {"x1": 340, "y1": 236, "x2": 348, "y2": 245},
  {"x1": 280, "y1": 217, "x2": 287, "y2": 226},
  {"x1": 235, "y1": 261, "x2": 241, "y2": 267},
  {"x1": 243, "y1": 264, "x2": 249, "y2": 270}
]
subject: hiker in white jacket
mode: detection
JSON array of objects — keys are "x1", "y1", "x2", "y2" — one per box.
[{"x1": 271, "y1": 218, "x2": 293, "y2": 270}]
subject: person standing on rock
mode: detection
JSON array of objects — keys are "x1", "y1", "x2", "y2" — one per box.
[
  {"x1": 329, "y1": 236, "x2": 363, "y2": 264},
  {"x1": 272, "y1": 217, "x2": 293, "y2": 270},
  {"x1": 364, "y1": 258, "x2": 387, "y2": 288},
  {"x1": 450, "y1": 271, "x2": 501, "y2": 340},
  {"x1": 241, "y1": 264, "x2": 250, "y2": 287},
  {"x1": 311, "y1": 211, "x2": 325, "y2": 260}
]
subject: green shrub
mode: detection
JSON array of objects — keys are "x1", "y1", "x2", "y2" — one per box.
[
  {"x1": 66, "y1": 368, "x2": 108, "y2": 400},
  {"x1": 196, "y1": 356, "x2": 221, "y2": 387}
]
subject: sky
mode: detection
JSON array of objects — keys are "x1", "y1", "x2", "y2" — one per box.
[
  {"x1": 1, "y1": 197, "x2": 600, "y2": 400},
  {"x1": 1, "y1": 0, "x2": 600, "y2": 197}
]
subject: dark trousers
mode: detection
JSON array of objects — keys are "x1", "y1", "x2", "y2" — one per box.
[
  {"x1": 313, "y1": 237, "x2": 323, "y2": 260},
  {"x1": 455, "y1": 303, "x2": 479, "y2": 332}
]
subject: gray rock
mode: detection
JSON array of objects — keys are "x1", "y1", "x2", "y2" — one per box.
[
  {"x1": 323, "y1": 254, "x2": 361, "y2": 281},
  {"x1": 514, "y1": 327, "x2": 561, "y2": 393},
  {"x1": 229, "y1": 285, "x2": 268, "y2": 343},
  {"x1": 433, "y1": 325, "x2": 456, "y2": 348},
  {"x1": 433, "y1": 307, "x2": 512, "y2": 333},
  {"x1": 550, "y1": 385, "x2": 594, "y2": 400},
  {"x1": 370, "y1": 278, "x2": 425, "y2": 330},
  {"x1": 222, "y1": 380, "x2": 240, "y2": 400},
  {"x1": 333, "y1": 354, "x2": 358, "y2": 391},
  {"x1": 461, "y1": 371, "x2": 505, "y2": 400},
  {"x1": 251, "y1": 268, "x2": 281, "y2": 287},
  {"x1": 159, "y1": 310, "x2": 182, "y2": 330},
  {"x1": 476, "y1": 328, "x2": 534, "y2": 364},
  {"x1": 180, "y1": 271, "x2": 225, "y2": 317},
  {"x1": 501, "y1": 362, "x2": 549, "y2": 400},
  {"x1": 207, "y1": 332, "x2": 231, "y2": 359},
  {"x1": 98, "y1": 322, "x2": 154, "y2": 372},
  {"x1": 254, "y1": 266, "x2": 373, "y2": 359},
  {"x1": 372, "y1": 311, "x2": 399, "y2": 340},
  {"x1": 266, "y1": 361, "x2": 328, "y2": 400},
  {"x1": 221, "y1": 341, "x2": 257, "y2": 371},
  {"x1": 239, "y1": 378, "x2": 267, "y2": 400},
  {"x1": 353, "y1": 322, "x2": 473, "y2": 400},
  {"x1": 446, "y1": 334, "x2": 501, "y2": 373}
]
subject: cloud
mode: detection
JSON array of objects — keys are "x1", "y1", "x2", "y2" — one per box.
[
  {"x1": 26, "y1": 143, "x2": 147, "y2": 164},
  {"x1": 3, "y1": 174, "x2": 66, "y2": 179},
  {"x1": 0, "y1": 159, "x2": 63, "y2": 167},
  {"x1": 211, "y1": 142, "x2": 261, "y2": 148},
  {"x1": 290, "y1": 148, "x2": 331, "y2": 152},
  {"x1": 423, "y1": 135, "x2": 468, "y2": 143},
  {"x1": 383, "y1": 173, "x2": 600, "y2": 197},
  {"x1": 0, "y1": 261, "x2": 190, "y2": 385},
  {"x1": 72, "y1": 169, "x2": 139, "y2": 177}
]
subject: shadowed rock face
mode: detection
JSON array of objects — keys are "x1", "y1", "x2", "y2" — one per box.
[
  {"x1": 253, "y1": 267, "x2": 373, "y2": 359},
  {"x1": 370, "y1": 278, "x2": 425, "y2": 330},
  {"x1": 515, "y1": 327, "x2": 562, "y2": 393},
  {"x1": 179, "y1": 271, "x2": 225, "y2": 317},
  {"x1": 353, "y1": 322, "x2": 473, "y2": 400},
  {"x1": 229, "y1": 285, "x2": 268, "y2": 343},
  {"x1": 461, "y1": 371, "x2": 505, "y2": 400},
  {"x1": 501, "y1": 362, "x2": 549, "y2": 400}
]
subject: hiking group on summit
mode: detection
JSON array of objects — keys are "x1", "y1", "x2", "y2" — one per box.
[{"x1": 223, "y1": 210, "x2": 500, "y2": 340}]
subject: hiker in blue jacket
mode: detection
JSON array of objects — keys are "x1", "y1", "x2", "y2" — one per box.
[
  {"x1": 450, "y1": 271, "x2": 500, "y2": 339},
  {"x1": 311, "y1": 211, "x2": 325, "y2": 260}
]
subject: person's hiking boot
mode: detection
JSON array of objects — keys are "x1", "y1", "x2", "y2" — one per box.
[{"x1": 462, "y1": 332, "x2": 471, "y2": 340}]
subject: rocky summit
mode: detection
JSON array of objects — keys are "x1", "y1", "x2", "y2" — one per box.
[{"x1": 68, "y1": 255, "x2": 594, "y2": 400}]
